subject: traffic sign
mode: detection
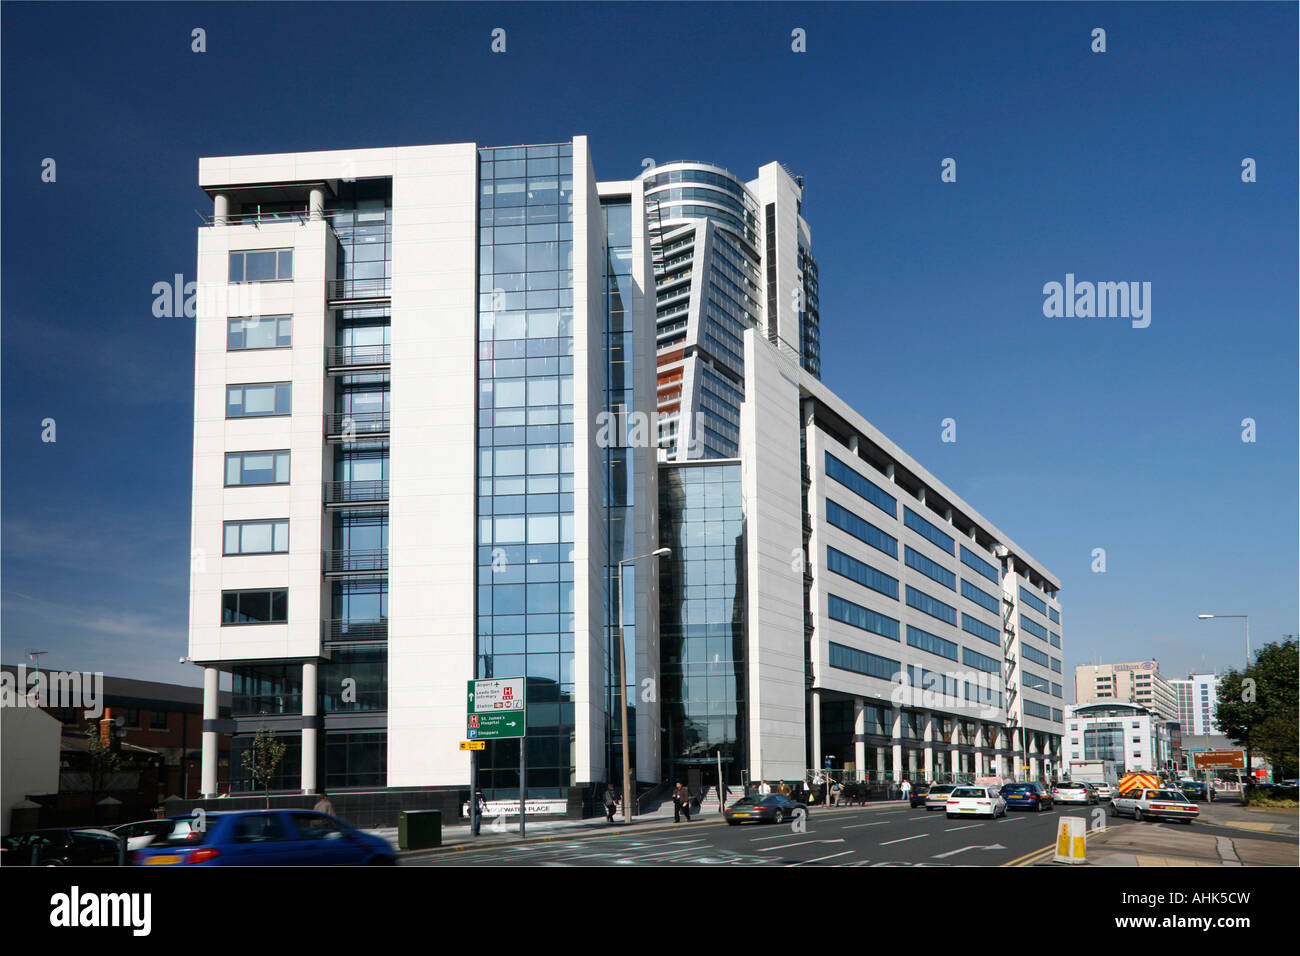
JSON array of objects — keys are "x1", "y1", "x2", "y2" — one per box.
[
  {"x1": 460, "y1": 741, "x2": 486, "y2": 751},
  {"x1": 467, "y1": 678, "x2": 526, "y2": 739},
  {"x1": 1192, "y1": 750, "x2": 1246, "y2": 770}
]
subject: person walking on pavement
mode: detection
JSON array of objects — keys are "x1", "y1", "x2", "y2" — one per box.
[
  {"x1": 471, "y1": 791, "x2": 487, "y2": 835},
  {"x1": 759, "y1": 779, "x2": 771, "y2": 795},
  {"x1": 313, "y1": 791, "x2": 335, "y2": 816},
  {"x1": 830, "y1": 779, "x2": 841, "y2": 806},
  {"x1": 900, "y1": 778, "x2": 912, "y2": 803},
  {"x1": 672, "y1": 782, "x2": 686, "y2": 823},
  {"x1": 778, "y1": 779, "x2": 791, "y2": 798},
  {"x1": 682, "y1": 783, "x2": 693, "y2": 821},
  {"x1": 604, "y1": 785, "x2": 619, "y2": 823}
]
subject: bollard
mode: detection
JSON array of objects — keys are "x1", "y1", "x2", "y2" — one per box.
[{"x1": 1053, "y1": 815, "x2": 1087, "y2": 864}]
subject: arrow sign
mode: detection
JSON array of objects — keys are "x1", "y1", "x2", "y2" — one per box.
[{"x1": 931, "y1": 844, "x2": 1007, "y2": 859}]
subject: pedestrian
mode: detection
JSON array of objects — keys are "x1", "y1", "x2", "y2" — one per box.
[
  {"x1": 778, "y1": 779, "x2": 791, "y2": 798},
  {"x1": 759, "y1": 779, "x2": 772, "y2": 796},
  {"x1": 313, "y1": 791, "x2": 335, "y2": 816},
  {"x1": 682, "y1": 783, "x2": 693, "y2": 821},
  {"x1": 672, "y1": 782, "x2": 686, "y2": 823},
  {"x1": 901, "y1": 778, "x2": 912, "y2": 803},
  {"x1": 830, "y1": 779, "x2": 841, "y2": 806},
  {"x1": 604, "y1": 785, "x2": 619, "y2": 823},
  {"x1": 472, "y1": 791, "x2": 487, "y2": 835}
]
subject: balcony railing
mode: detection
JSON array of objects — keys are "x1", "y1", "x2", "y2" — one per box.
[
  {"x1": 328, "y1": 278, "x2": 391, "y2": 301},
  {"x1": 324, "y1": 479, "x2": 389, "y2": 505},
  {"x1": 327, "y1": 345, "x2": 391, "y2": 369},
  {"x1": 325, "y1": 411, "x2": 390, "y2": 439},
  {"x1": 323, "y1": 549, "x2": 387, "y2": 574},
  {"x1": 202, "y1": 208, "x2": 311, "y2": 227},
  {"x1": 323, "y1": 619, "x2": 388, "y2": 642}
]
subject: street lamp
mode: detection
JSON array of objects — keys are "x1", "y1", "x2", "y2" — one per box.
[
  {"x1": 1197, "y1": 613, "x2": 1250, "y2": 668},
  {"x1": 616, "y1": 547, "x2": 671, "y2": 824}
]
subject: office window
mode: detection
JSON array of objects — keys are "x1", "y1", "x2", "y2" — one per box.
[
  {"x1": 223, "y1": 519, "x2": 289, "y2": 555},
  {"x1": 1052, "y1": 683, "x2": 1063, "y2": 698},
  {"x1": 828, "y1": 642, "x2": 899, "y2": 681},
  {"x1": 1049, "y1": 630, "x2": 1060, "y2": 648},
  {"x1": 149, "y1": 710, "x2": 169, "y2": 730},
  {"x1": 227, "y1": 383, "x2": 291, "y2": 418},
  {"x1": 1020, "y1": 614, "x2": 1048, "y2": 641},
  {"x1": 826, "y1": 500, "x2": 897, "y2": 558},
  {"x1": 959, "y1": 545, "x2": 999, "y2": 583},
  {"x1": 225, "y1": 451, "x2": 290, "y2": 486},
  {"x1": 825, "y1": 453, "x2": 896, "y2": 518},
  {"x1": 121, "y1": 708, "x2": 140, "y2": 729},
  {"x1": 828, "y1": 593, "x2": 900, "y2": 641},
  {"x1": 962, "y1": 647, "x2": 1000, "y2": 675},
  {"x1": 1050, "y1": 657, "x2": 1062, "y2": 673},
  {"x1": 1024, "y1": 672, "x2": 1050, "y2": 692},
  {"x1": 904, "y1": 546, "x2": 955, "y2": 590},
  {"x1": 228, "y1": 315, "x2": 292, "y2": 350},
  {"x1": 229, "y1": 249, "x2": 293, "y2": 282},
  {"x1": 961, "y1": 578, "x2": 999, "y2": 613},
  {"x1": 961, "y1": 614, "x2": 1000, "y2": 645},
  {"x1": 222, "y1": 588, "x2": 289, "y2": 624},
  {"x1": 1023, "y1": 700, "x2": 1051, "y2": 720},
  {"x1": 1022, "y1": 644, "x2": 1050, "y2": 668},
  {"x1": 905, "y1": 585, "x2": 957, "y2": 626},
  {"x1": 1019, "y1": 586, "x2": 1048, "y2": 616},
  {"x1": 903, "y1": 506, "x2": 954, "y2": 555},
  {"x1": 826, "y1": 546, "x2": 898, "y2": 600},
  {"x1": 906, "y1": 625, "x2": 958, "y2": 662},
  {"x1": 1049, "y1": 607, "x2": 1060, "y2": 624}
]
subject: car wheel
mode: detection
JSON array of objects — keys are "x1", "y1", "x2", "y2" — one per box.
[
  {"x1": 726, "y1": 820, "x2": 737, "y2": 826},
  {"x1": 1133, "y1": 807, "x2": 1143, "y2": 822},
  {"x1": 1181, "y1": 819, "x2": 1193, "y2": 825}
]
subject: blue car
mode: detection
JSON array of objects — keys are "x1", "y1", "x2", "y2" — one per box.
[
  {"x1": 999, "y1": 782, "x2": 1054, "y2": 812},
  {"x1": 132, "y1": 810, "x2": 395, "y2": 866}
]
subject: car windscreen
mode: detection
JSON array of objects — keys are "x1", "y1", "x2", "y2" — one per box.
[
  {"x1": 1001, "y1": 784, "x2": 1030, "y2": 792},
  {"x1": 928, "y1": 785, "x2": 955, "y2": 794}
]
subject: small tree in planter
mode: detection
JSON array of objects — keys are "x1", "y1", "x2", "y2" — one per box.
[
  {"x1": 241, "y1": 717, "x2": 287, "y2": 809},
  {"x1": 85, "y1": 726, "x2": 121, "y2": 823}
]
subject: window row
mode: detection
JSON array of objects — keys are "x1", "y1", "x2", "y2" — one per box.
[
  {"x1": 825, "y1": 453, "x2": 897, "y2": 518},
  {"x1": 1019, "y1": 586, "x2": 1048, "y2": 616},
  {"x1": 227, "y1": 383, "x2": 291, "y2": 418},
  {"x1": 904, "y1": 546, "x2": 955, "y2": 591},
  {"x1": 828, "y1": 642, "x2": 900, "y2": 682},
  {"x1": 960, "y1": 545, "x2": 999, "y2": 583},
  {"x1": 903, "y1": 506, "x2": 955, "y2": 555},
  {"x1": 826, "y1": 546, "x2": 898, "y2": 600},
  {"x1": 828, "y1": 594, "x2": 900, "y2": 641},
  {"x1": 906, "y1": 625, "x2": 958, "y2": 662},
  {"x1": 226, "y1": 450, "x2": 290, "y2": 486},
  {"x1": 826, "y1": 499, "x2": 897, "y2": 559},
  {"x1": 961, "y1": 578, "x2": 1000, "y2": 614},
  {"x1": 224, "y1": 519, "x2": 289, "y2": 555},
  {"x1": 905, "y1": 585, "x2": 957, "y2": 627},
  {"x1": 1020, "y1": 614, "x2": 1048, "y2": 641},
  {"x1": 229, "y1": 249, "x2": 293, "y2": 282},
  {"x1": 961, "y1": 614, "x2": 1000, "y2": 645}
]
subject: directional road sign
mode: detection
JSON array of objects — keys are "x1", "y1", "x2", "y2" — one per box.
[{"x1": 467, "y1": 678, "x2": 527, "y2": 739}]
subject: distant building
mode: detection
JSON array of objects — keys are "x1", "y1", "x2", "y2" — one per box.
[
  {"x1": 1170, "y1": 673, "x2": 1221, "y2": 735},
  {"x1": 1064, "y1": 702, "x2": 1175, "y2": 776},
  {"x1": 1074, "y1": 660, "x2": 1177, "y2": 722}
]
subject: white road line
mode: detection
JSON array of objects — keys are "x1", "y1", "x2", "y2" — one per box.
[
  {"x1": 757, "y1": 838, "x2": 846, "y2": 852},
  {"x1": 879, "y1": 833, "x2": 926, "y2": 846},
  {"x1": 751, "y1": 832, "x2": 809, "y2": 842},
  {"x1": 944, "y1": 824, "x2": 984, "y2": 832},
  {"x1": 787, "y1": 850, "x2": 854, "y2": 866},
  {"x1": 843, "y1": 821, "x2": 888, "y2": 829}
]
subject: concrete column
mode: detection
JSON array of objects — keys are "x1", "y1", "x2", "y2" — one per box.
[
  {"x1": 891, "y1": 708, "x2": 903, "y2": 785},
  {"x1": 853, "y1": 697, "x2": 866, "y2": 780},
  {"x1": 212, "y1": 193, "x2": 229, "y2": 227},
  {"x1": 201, "y1": 667, "x2": 219, "y2": 797},
  {"x1": 301, "y1": 662, "x2": 318, "y2": 794},
  {"x1": 949, "y1": 720, "x2": 959, "y2": 775},
  {"x1": 923, "y1": 711, "x2": 934, "y2": 781},
  {"x1": 809, "y1": 689, "x2": 821, "y2": 775},
  {"x1": 309, "y1": 186, "x2": 325, "y2": 222}
]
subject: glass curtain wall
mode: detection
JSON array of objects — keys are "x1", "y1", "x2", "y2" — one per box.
[{"x1": 476, "y1": 143, "x2": 577, "y2": 797}]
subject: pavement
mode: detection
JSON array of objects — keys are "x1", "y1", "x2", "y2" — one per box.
[{"x1": 1081, "y1": 800, "x2": 1297, "y2": 868}]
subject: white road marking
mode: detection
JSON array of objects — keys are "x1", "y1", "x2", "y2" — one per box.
[
  {"x1": 944, "y1": 824, "x2": 984, "y2": 832},
  {"x1": 787, "y1": 850, "x2": 854, "y2": 866},
  {"x1": 757, "y1": 838, "x2": 846, "y2": 852},
  {"x1": 879, "y1": 833, "x2": 926, "y2": 846},
  {"x1": 843, "y1": 821, "x2": 888, "y2": 829}
]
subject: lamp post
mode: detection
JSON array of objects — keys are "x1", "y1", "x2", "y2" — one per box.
[
  {"x1": 616, "y1": 547, "x2": 671, "y2": 824},
  {"x1": 1196, "y1": 613, "x2": 1250, "y2": 669}
]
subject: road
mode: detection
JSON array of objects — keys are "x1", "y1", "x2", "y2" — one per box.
[{"x1": 404, "y1": 801, "x2": 1098, "y2": 867}]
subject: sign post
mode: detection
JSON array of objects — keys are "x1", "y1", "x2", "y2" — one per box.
[{"x1": 467, "y1": 677, "x2": 527, "y2": 835}]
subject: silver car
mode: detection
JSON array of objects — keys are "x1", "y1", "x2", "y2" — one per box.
[{"x1": 1052, "y1": 782, "x2": 1096, "y2": 805}]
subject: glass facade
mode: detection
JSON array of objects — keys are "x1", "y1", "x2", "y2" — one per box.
[
  {"x1": 658, "y1": 463, "x2": 747, "y2": 786},
  {"x1": 476, "y1": 143, "x2": 577, "y2": 797}
]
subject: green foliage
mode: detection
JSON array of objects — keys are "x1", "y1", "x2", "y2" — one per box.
[
  {"x1": 1215, "y1": 638, "x2": 1298, "y2": 778},
  {"x1": 241, "y1": 717, "x2": 288, "y2": 809}
]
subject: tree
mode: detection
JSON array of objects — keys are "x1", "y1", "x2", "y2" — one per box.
[
  {"x1": 85, "y1": 725, "x2": 121, "y2": 821},
  {"x1": 241, "y1": 718, "x2": 287, "y2": 809},
  {"x1": 1215, "y1": 638, "x2": 1299, "y2": 784}
]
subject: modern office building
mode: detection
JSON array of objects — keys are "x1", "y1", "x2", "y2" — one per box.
[
  {"x1": 1074, "y1": 660, "x2": 1178, "y2": 722},
  {"x1": 1170, "y1": 673, "x2": 1222, "y2": 735},
  {"x1": 1063, "y1": 702, "x2": 1175, "y2": 776},
  {"x1": 187, "y1": 137, "x2": 1064, "y2": 818}
]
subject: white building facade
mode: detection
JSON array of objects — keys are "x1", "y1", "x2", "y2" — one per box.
[{"x1": 1064, "y1": 702, "x2": 1174, "y2": 777}]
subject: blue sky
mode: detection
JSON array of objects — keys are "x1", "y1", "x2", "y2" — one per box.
[{"x1": 2, "y1": 2, "x2": 1295, "y2": 690}]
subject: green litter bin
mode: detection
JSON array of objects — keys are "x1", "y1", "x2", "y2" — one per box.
[{"x1": 398, "y1": 809, "x2": 442, "y2": 850}]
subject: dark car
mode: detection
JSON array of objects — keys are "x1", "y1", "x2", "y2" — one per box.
[
  {"x1": 1178, "y1": 780, "x2": 1208, "y2": 802},
  {"x1": 1000, "y1": 782, "x2": 1054, "y2": 812},
  {"x1": 724, "y1": 794, "x2": 806, "y2": 825},
  {"x1": 1, "y1": 828, "x2": 124, "y2": 866},
  {"x1": 909, "y1": 783, "x2": 931, "y2": 808},
  {"x1": 132, "y1": 810, "x2": 395, "y2": 866}
]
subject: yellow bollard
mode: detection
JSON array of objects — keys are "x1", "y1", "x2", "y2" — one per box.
[{"x1": 1053, "y1": 816, "x2": 1087, "y2": 864}]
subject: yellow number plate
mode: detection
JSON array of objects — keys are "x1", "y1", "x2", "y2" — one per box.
[{"x1": 145, "y1": 855, "x2": 180, "y2": 865}]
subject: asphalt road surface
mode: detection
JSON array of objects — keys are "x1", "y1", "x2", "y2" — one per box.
[{"x1": 404, "y1": 802, "x2": 1103, "y2": 867}]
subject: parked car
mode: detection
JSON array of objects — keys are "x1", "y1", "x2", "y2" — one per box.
[
  {"x1": 925, "y1": 784, "x2": 958, "y2": 811},
  {"x1": 1053, "y1": 782, "x2": 1097, "y2": 805},
  {"x1": 1, "y1": 828, "x2": 124, "y2": 866},
  {"x1": 909, "y1": 783, "x2": 931, "y2": 808},
  {"x1": 1111, "y1": 788, "x2": 1198, "y2": 824},
  {"x1": 945, "y1": 786, "x2": 1006, "y2": 819},
  {"x1": 1000, "y1": 782, "x2": 1054, "y2": 812},
  {"x1": 132, "y1": 810, "x2": 396, "y2": 865},
  {"x1": 724, "y1": 794, "x2": 806, "y2": 825},
  {"x1": 113, "y1": 818, "x2": 180, "y2": 852}
]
